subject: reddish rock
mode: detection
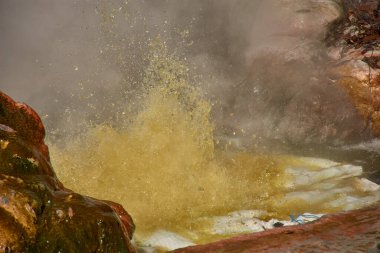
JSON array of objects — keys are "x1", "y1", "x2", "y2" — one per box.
[
  {"x1": 170, "y1": 205, "x2": 380, "y2": 253},
  {"x1": 0, "y1": 90, "x2": 136, "y2": 253},
  {"x1": 0, "y1": 91, "x2": 48, "y2": 158},
  {"x1": 326, "y1": 0, "x2": 380, "y2": 136}
]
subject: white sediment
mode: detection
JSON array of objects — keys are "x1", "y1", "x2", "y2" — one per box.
[
  {"x1": 137, "y1": 156, "x2": 380, "y2": 252},
  {"x1": 284, "y1": 157, "x2": 379, "y2": 209}
]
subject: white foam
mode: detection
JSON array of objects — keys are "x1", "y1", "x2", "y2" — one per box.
[
  {"x1": 284, "y1": 187, "x2": 355, "y2": 203},
  {"x1": 212, "y1": 210, "x2": 323, "y2": 235},
  {"x1": 296, "y1": 157, "x2": 340, "y2": 168},
  {"x1": 140, "y1": 230, "x2": 195, "y2": 251},
  {"x1": 285, "y1": 164, "x2": 362, "y2": 188},
  {"x1": 329, "y1": 194, "x2": 380, "y2": 211}
]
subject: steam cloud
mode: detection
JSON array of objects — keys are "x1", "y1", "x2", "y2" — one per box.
[{"x1": 0, "y1": 0, "x2": 370, "y2": 147}]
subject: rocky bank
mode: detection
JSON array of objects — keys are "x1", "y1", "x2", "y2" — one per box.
[{"x1": 0, "y1": 91, "x2": 136, "y2": 252}]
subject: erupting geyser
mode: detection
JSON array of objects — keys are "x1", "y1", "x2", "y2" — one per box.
[{"x1": 1, "y1": 0, "x2": 380, "y2": 252}]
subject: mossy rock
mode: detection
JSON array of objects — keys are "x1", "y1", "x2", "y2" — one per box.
[{"x1": 0, "y1": 91, "x2": 136, "y2": 253}]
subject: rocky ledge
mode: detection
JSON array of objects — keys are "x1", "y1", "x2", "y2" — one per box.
[
  {"x1": 0, "y1": 91, "x2": 136, "y2": 252},
  {"x1": 170, "y1": 204, "x2": 380, "y2": 253}
]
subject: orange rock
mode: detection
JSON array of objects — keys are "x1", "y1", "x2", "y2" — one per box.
[
  {"x1": 0, "y1": 91, "x2": 136, "y2": 252},
  {"x1": 170, "y1": 205, "x2": 380, "y2": 253}
]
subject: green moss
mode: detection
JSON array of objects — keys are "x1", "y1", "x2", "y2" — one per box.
[
  {"x1": 0, "y1": 102, "x2": 6, "y2": 117},
  {"x1": 11, "y1": 156, "x2": 40, "y2": 175}
]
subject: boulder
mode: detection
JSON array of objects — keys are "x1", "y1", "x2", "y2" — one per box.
[{"x1": 0, "y1": 91, "x2": 136, "y2": 252}]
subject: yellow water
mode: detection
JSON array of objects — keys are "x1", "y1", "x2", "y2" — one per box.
[{"x1": 51, "y1": 41, "x2": 339, "y2": 243}]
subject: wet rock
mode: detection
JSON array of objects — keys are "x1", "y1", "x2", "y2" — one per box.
[
  {"x1": 0, "y1": 91, "x2": 48, "y2": 158},
  {"x1": 0, "y1": 91, "x2": 136, "y2": 252},
  {"x1": 326, "y1": 0, "x2": 380, "y2": 136},
  {"x1": 170, "y1": 205, "x2": 380, "y2": 253}
]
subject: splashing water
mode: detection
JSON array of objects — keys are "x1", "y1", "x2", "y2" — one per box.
[{"x1": 50, "y1": 41, "x2": 376, "y2": 244}]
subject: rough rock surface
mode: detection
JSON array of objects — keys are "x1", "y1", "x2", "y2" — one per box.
[
  {"x1": 170, "y1": 204, "x2": 380, "y2": 253},
  {"x1": 0, "y1": 91, "x2": 136, "y2": 252},
  {"x1": 326, "y1": 0, "x2": 380, "y2": 136}
]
